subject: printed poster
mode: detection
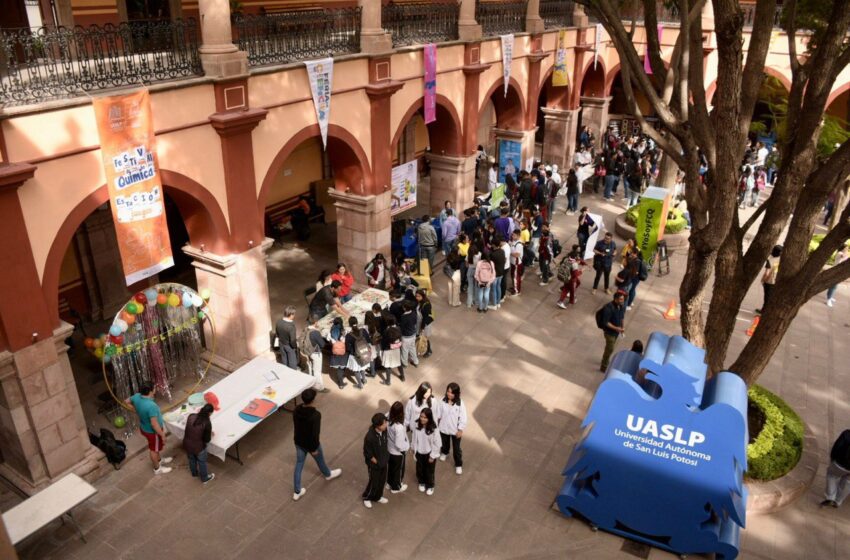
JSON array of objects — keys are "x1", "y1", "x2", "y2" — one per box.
[
  {"x1": 553, "y1": 30, "x2": 569, "y2": 87},
  {"x1": 498, "y1": 139, "x2": 521, "y2": 183},
  {"x1": 305, "y1": 57, "x2": 334, "y2": 149},
  {"x1": 423, "y1": 44, "x2": 437, "y2": 124},
  {"x1": 636, "y1": 187, "x2": 671, "y2": 261},
  {"x1": 644, "y1": 24, "x2": 663, "y2": 74},
  {"x1": 593, "y1": 23, "x2": 602, "y2": 69},
  {"x1": 391, "y1": 160, "x2": 418, "y2": 216},
  {"x1": 501, "y1": 34, "x2": 514, "y2": 97},
  {"x1": 92, "y1": 90, "x2": 174, "y2": 286}
]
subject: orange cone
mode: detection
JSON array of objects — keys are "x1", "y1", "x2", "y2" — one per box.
[
  {"x1": 662, "y1": 300, "x2": 677, "y2": 320},
  {"x1": 746, "y1": 316, "x2": 760, "y2": 336}
]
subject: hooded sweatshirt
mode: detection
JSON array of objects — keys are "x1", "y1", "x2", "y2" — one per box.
[{"x1": 293, "y1": 405, "x2": 321, "y2": 453}]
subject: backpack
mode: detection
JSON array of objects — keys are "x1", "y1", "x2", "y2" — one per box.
[
  {"x1": 353, "y1": 332, "x2": 372, "y2": 365},
  {"x1": 557, "y1": 257, "x2": 571, "y2": 282},
  {"x1": 595, "y1": 306, "x2": 607, "y2": 329},
  {"x1": 522, "y1": 244, "x2": 536, "y2": 267},
  {"x1": 552, "y1": 237, "x2": 563, "y2": 258},
  {"x1": 90, "y1": 428, "x2": 126, "y2": 469},
  {"x1": 297, "y1": 328, "x2": 313, "y2": 362}
]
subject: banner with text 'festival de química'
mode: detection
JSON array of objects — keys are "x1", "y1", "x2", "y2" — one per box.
[
  {"x1": 305, "y1": 57, "x2": 334, "y2": 149},
  {"x1": 553, "y1": 30, "x2": 569, "y2": 87},
  {"x1": 501, "y1": 34, "x2": 514, "y2": 97},
  {"x1": 92, "y1": 90, "x2": 174, "y2": 286},
  {"x1": 424, "y1": 44, "x2": 437, "y2": 124}
]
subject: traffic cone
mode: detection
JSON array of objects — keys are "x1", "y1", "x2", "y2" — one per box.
[
  {"x1": 662, "y1": 300, "x2": 677, "y2": 320},
  {"x1": 746, "y1": 316, "x2": 760, "y2": 336}
]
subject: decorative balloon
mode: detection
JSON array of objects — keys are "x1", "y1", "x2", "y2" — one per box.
[
  {"x1": 103, "y1": 354, "x2": 111, "y2": 364},
  {"x1": 191, "y1": 294, "x2": 203, "y2": 307},
  {"x1": 94, "y1": 347, "x2": 104, "y2": 359},
  {"x1": 198, "y1": 310, "x2": 206, "y2": 320},
  {"x1": 109, "y1": 324, "x2": 122, "y2": 337},
  {"x1": 108, "y1": 334, "x2": 123, "y2": 345},
  {"x1": 134, "y1": 292, "x2": 147, "y2": 305},
  {"x1": 84, "y1": 338, "x2": 95, "y2": 349},
  {"x1": 113, "y1": 416, "x2": 126, "y2": 428},
  {"x1": 200, "y1": 288, "x2": 211, "y2": 301},
  {"x1": 135, "y1": 303, "x2": 145, "y2": 315},
  {"x1": 145, "y1": 288, "x2": 158, "y2": 302},
  {"x1": 92, "y1": 337, "x2": 103, "y2": 349},
  {"x1": 121, "y1": 311, "x2": 135, "y2": 325},
  {"x1": 126, "y1": 302, "x2": 138, "y2": 315},
  {"x1": 182, "y1": 293, "x2": 194, "y2": 308},
  {"x1": 167, "y1": 293, "x2": 180, "y2": 307},
  {"x1": 115, "y1": 319, "x2": 128, "y2": 333},
  {"x1": 157, "y1": 293, "x2": 167, "y2": 306}
]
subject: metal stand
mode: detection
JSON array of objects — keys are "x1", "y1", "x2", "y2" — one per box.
[
  {"x1": 226, "y1": 442, "x2": 243, "y2": 465},
  {"x1": 655, "y1": 240, "x2": 670, "y2": 276}
]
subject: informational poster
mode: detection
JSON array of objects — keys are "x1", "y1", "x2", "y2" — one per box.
[
  {"x1": 525, "y1": 157, "x2": 534, "y2": 173},
  {"x1": 501, "y1": 34, "x2": 514, "y2": 97},
  {"x1": 390, "y1": 160, "x2": 418, "y2": 216},
  {"x1": 636, "y1": 186, "x2": 671, "y2": 261},
  {"x1": 583, "y1": 212, "x2": 604, "y2": 261},
  {"x1": 423, "y1": 43, "x2": 437, "y2": 124},
  {"x1": 497, "y1": 139, "x2": 521, "y2": 183},
  {"x1": 553, "y1": 30, "x2": 569, "y2": 86},
  {"x1": 92, "y1": 90, "x2": 173, "y2": 286},
  {"x1": 644, "y1": 24, "x2": 663, "y2": 74},
  {"x1": 593, "y1": 23, "x2": 602, "y2": 69},
  {"x1": 305, "y1": 57, "x2": 334, "y2": 149}
]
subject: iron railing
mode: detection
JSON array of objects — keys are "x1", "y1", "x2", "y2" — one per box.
[
  {"x1": 476, "y1": 1, "x2": 528, "y2": 37},
  {"x1": 383, "y1": 2, "x2": 459, "y2": 47},
  {"x1": 233, "y1": 8, "x2": 361, "y2": 67},
  {"x1": 540, "y1": 0, "x2": 574, "y2": 29},
  {"x1": 0, "y1": 19, "x2": 202, "y2": 107}
]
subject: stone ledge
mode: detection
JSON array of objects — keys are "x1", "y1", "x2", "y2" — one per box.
[
  {"x1": 614, "y1": 212, "x2": 690, "y2": 250},
  {"x1": 746, "y1": 418, "x2": 819, "y2": 514}
]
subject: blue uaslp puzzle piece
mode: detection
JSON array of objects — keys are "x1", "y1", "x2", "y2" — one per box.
[{"x1": 557, "y1": 332, "x2": 748, "y2": 559}]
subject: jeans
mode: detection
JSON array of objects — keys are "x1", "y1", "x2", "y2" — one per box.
[
  {"x1": 280, "y1": 346, "x2": 298, "y2": 370},
  {"x1": 601, "y1": 333, "x2": 619, "y2": 370},
  {"x1": 627, "y1": 279, "x2": 640, "y2": 307},
  {"x1": 443, "y1": 237, "x2": 457, "y2": 255},
  {"x1": 626, "y1": 187, "x2": 640, "y2": 208},
  {"x1": 477, "y1": 283, "x2": 491, "y2": 311},
  {"x1": 577, "y1": 232, "x2": 589, "y2": 256},
  {"x1": 547, "y1": 197, "x2": 556, "y2": 218},
  {"x1": 466, "y1": 267, "x2": 477, "y2": 306},
  {"x1": 420, "y1": 245, "x2": 437, "y2": 275},
  {"x1": 440, "y1": 433, "x2": 463, "y2": 466},
  {"x1": 827, "y1": 285, "x2": 838, "y2": 301},
  {"x1": 490, "y1": 276, "x2": 503, "y2": 306},
  {"x1": 567, "y1": 193, "x2": 579, "y2": 213},
  {"x1": 604, "y1": 174, "x2": 619, "y2": 198},
  {"x1": 825, "y1": 461, "x2": 850, "y2": 505},
  {"x1": 188, "y1": 448, "x2": 210, "y2": 482},
  {"x1": 294, "y1": 444, "x2": 332, "y2": 493}
]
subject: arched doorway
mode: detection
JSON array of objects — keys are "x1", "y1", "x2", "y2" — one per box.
[
  {"x1": 578, "y1": 61, "x2": 608, "y2": 145},
  {"x1": 606, "y1": 68, "x2": 657, "y2": 138},
  {"x1": 479, "y1": 77, "x2": 527, "y2": 186},
  {"x1": 536, "y1": 68, "x2": 573, "y2": 168}
]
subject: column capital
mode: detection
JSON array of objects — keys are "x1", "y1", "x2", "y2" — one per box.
[
  {"x1": 365, "y1": 80, "x2": 405, "y2": 102},
  {"x1": 0, "y1": 162, "x2": 37, "y2": 193},
  {"x1": 209, "y1": 108, "x2": 268, "y2": 137},
  {"x1": 462, "y1": 63, "x2": 491, "y2": 76},
  {"x1": 541, "y1": 107, "x2": 580, "y2": 120},
  {"x1": 580, "y1": 95, "x2": 613, "y2": 107},
  {"x1": 528, "y1": 52, "x2": 548, "y2": 64}
]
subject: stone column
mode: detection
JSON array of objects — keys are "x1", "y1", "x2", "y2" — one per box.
[
  {"x1": 458, "y1": 0, "x2": 482, "y2": 41},
  {"x1": 359, "y1": 0, "x2": 392, "y2": 54},
  {"x1": 184, "y1": 240, "x2": 274, "y2": 372},
  {"x1": 117, "y1": 0, "x2": 128, "y2": 22},
  {"x1": 525, "y1": 50, "x2": 548, "y2": 129},
  {"x1": 541, "y1": 107, "x2": 580, "y2": 170},
  {"x1": 366, "y1": 57, "x2": 404, "y2": 193},
  {"x1": 572, "y1": 3, "x2": 589, "y2": 27},
  {"x1": 525, "y1": 0, "x2": 544, "y2": 34},
  {"x1": 428, "y1": 154, "x2": 477, "y2": 214},
  {"x1": 80, "y1": 207, "x2": 136, "y2": 320},
  {"x1": 197, "y1": 0, "x2": 248, "y2": 78},
  {"x1": 330, "y1": 189, "x2": 392, "y2": 277},
  {"x1": 579, "y1": 95, "x2": 612, "y2": 143}
]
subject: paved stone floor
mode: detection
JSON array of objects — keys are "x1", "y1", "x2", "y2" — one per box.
[{"x1": 9, "y1": 186, "x2": 850, "y2": 559}]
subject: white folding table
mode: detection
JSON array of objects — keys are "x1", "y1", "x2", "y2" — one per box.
[
  {"x1": 2, "y1": 473, "x2": 97, "y2": 546},
  {"x1": 165, "y1": 356, "x2": 315, "y2": 464},
  {"x1": 316, "y1": 287, "x2": 390, "y2": 337}
]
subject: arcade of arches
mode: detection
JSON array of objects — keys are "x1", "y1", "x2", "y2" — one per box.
[{"x1": 2, "y1": 17, "x2": 850, "y2": 491}]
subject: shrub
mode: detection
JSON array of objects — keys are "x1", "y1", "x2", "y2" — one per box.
[
  {"x1": 625, "y1": 206, "x2": 687, "y2": 234},
  {"x1": 746, "y1": 385, "x2": 804, "y2": 481}
]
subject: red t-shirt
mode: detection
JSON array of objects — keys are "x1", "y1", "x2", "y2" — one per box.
[{"x1": 332, "y1": 272, "x2": 354, "y2": 297}]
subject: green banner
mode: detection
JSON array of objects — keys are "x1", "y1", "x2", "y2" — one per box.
[
  {"x1": 489, "y1": 183, "x2": 506, "y2": 208},
  {"x1": 636, "y1": 187, "x2": 670, "y2": 261}
]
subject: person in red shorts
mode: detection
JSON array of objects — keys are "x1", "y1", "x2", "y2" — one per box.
[{"x1": 126, "y1": 383, "x2": 172, "y2": 474}]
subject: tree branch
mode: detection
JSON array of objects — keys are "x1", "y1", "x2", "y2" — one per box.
[
  {"x1": 677, "y1": 0, "x2": 691, "y2": 121},
  {"x1": 642, "y1": 0, "x2": 667, "y2": 79},
  {"x1": 741, "y1": 201, "x2": 768, "y2": 234},
  {"x1": 798, "y1": 201, "x2": 850, "y2": 296},
  {"x1": 807, "y1": 257, "x2": 850, "y2": 300},
  {"x1": 782, "y1": 0, "x2": 800, "y2": 74},
  {"x1": 739, "y1": 0, "x2": 779, "y2": 130}
]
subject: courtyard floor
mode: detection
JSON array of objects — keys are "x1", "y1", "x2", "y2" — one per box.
[{"x1": 7, "y1": 185, "x2": 850, "y2": 560}]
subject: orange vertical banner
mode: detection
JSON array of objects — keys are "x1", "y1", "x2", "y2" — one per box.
[{"x1": 93, "y1": 90, "x2": 173, "y2": 285}]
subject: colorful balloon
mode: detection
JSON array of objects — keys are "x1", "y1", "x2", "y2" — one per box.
[
  {"x1": 167, "y1": 293, "x2": 180, "y2": 307},
  {"x1": 197, "y1": 310, "x2": 206, "y2": 320},
  {"x1": 102, "y1": 354, "x2": 111, "y2": 364},
  {"x1": 144, "y1": 288, "x2": 158, "y2": 302},
  {"x1": 135, "y1": 303, "x2": 145, "y2": 315},
  {"x1": 182, "y1": 293, "x2": 194, "y2": 307},
  {"x1": 157, "y1": 293, "x2": 167, "y2": 306},
  {"x1": 134, "y1": 292, "x2": 147, "y2": 304},
  {"x1": 115, "y1": 319, "x2": 128, "y2": 332},
  {"x1": 126, "y1": 302, "x2": 138, "y2": 315},
  {"x1": 93, "y1": 347, "x2": 104, "y2": 358},
  {"x1": 108, "y1": 335, "x2": 123, "y2": 346},
  {"x1": 113, "y1": 416, "x2": 126, "y2": 428},
  {"x1": 92, "y1": 338, "x2": 103, "y2": 349},
  {"x1": 105, "y1": 344, "x2": 117, "y2": 356},
  {"x1": 191, "y1": 294, "x2": 203, "y2": 307},
  {"x1": 109, "y1": 324, "x2": 122, "y2": 337},
  {"x1": 84, "y1": 338, "x2": 95, "y2": 349},
  {"x1": 121, "y1": 311, "x2": 135, "y2": 325},
  {"x1": 200, "y1": 288, "x2": 211, "y2": 301}
]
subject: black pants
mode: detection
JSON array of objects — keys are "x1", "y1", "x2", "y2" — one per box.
[
  {"x1": 415, "y1": 453, "x2": 436, "y2": 489},
  {"x1": 593, "y1": 266, "x2": 611, "y2": 290},
  {"x1": 388, "y1": 453, "x2": 406, "y2": 490},
  {"x1": 440, "y1": 433, "x2": 463, "y2": 466},
  {"x1": 500, "y1": 273, "x2": 508, "y2": 301},
  {"x1": 762, "y1": 283, "x2": 774, "y2": 309},
  {"x1": 362, "y1": 464, "x2": 388, "y2": 501}
]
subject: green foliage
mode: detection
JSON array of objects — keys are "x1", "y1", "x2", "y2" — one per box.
[
  {"x1": 746, "y1": 385, "x2": 804, "y2": 481},
  {"x1": 625, "y1": 206, "x2": 686, "y2": 233},
  {"x1": 808, "y1": 234, "x2": 850, "y2": 264}
]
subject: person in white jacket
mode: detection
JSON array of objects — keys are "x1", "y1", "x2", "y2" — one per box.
[
  {"x1": 437, "y1": 382, "x2": 468, "y2": 475},
  {"x1": 411, "y1": 407, "x2": 442, "y2": 495},
  {"x1": 386, "y1": 401, "x2": 409, "y2": 493},
  {"x1": 405, "y1": 382, "x2": 435, "y2": 431}
]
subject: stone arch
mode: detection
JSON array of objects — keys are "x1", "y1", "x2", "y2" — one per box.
[
  {"x1": 827, "y1": 81, "x2": 850, "y2": 110},
  {"x1": 580, "y1": 58, "x2": 607, "y2": 98},
  {"x1": 41, "y1": 170, "x2": 230, "y2": 325},
  {"x1": 390, "y1": 94, "x2": 464, "y2": 156},
  {"x1": 606, "y1": 65, "x2": 657, "y2": 115},
  {"x1": 258, "y1": 123, "x2": 373, "y2": 217},
  {"x1": 538, "y1": 66, "x2": 571, "y2": 110},
  {"x1": 479, "y1": 76, "x2": 527, "y2": 130}
]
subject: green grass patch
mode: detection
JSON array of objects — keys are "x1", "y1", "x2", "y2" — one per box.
[{"x1": 746, "y1": 385, "x2": 804, "y2": 481}]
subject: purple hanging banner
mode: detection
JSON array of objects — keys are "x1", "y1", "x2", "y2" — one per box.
[
  {"x1": 423, "y1": 43, "x2": 437, "y2": 124},
  {"x1": 644, "y1": 24, "x2": 663, "y2": 74}
]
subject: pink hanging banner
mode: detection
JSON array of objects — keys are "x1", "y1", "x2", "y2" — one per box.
[
  {"x1": 423, "y1": 43, "x2": 437, "y2": 124},
  {"x1": 644, "y1": 24, "x2": 663, "y2": 74}
]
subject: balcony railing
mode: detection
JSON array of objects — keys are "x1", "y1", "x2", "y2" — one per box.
[
  {"x1": 540, "y1": 0, "x2": 574, "y2": 29},
  {"x1": 0, "y1": 19, "x2": 202, "y2": 107},
  {"x1": 383, "y1": 2, "x2": 459, "y2": 48},
  {"x1": 233, "y1": 8, "x2": 361, "y2": 67},
  {"x1": 477, "y1": 1, "x2": 528, "y2": 37}
]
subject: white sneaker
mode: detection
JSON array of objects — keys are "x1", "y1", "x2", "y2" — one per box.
[
  {"x1": 456, "y1": 466, "x2": 463, "y2": 475},
  {"x1": 160, "y1": 457, "x2": 173, "y2": 464},
  {"x1": 557, "y1": 301, "x2": 567, "y2": 309},
  {"x1": 487, "y1": 305, "x2": 497, "y2": 310},
  {"x1": 391, "y1": 483, "x2": 408, "y2": 494},
  {"x1": 203, "y1": 473, "x2": 215, "y2": 485},
  {"x1": 827, "y1": 299, "x2": 835, "y2": 307},
  {"x1": 426, "y1": 488, "x2": 435, "y2": 496},
  {"x1": 418, "y1": 484, "x2": 426, "y2": 492},
  {"x1": 153, "y1": 465, "x2": 172, "y2": 475},
  {"x1": 293, "y1": 488, "x2": 306, "y2": 501},
  {"x1": 439, "y1": 454, "x2": 447, "y2": 462},
  {"x1": 377, "y1": 497, "x2": 389, "y2": 504},
  {"x1": 325, "y1": 468, "x2": 342, "y2": 480},
  {"x1": 363, "y1": 500, "x2": 372, "y2": 509},
  {"x1": 539, "y1": 281, "x2": 549, "y2": 286}
]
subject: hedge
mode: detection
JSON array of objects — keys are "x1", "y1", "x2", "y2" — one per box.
[
  {"x1": 625, "y1": 206, "x2": 688, "y2": 234},
  {"x1": 746, "y1": 385, "x2": 804, "y2": 481}
]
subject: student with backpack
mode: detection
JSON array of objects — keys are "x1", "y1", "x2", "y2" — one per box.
[
  {"x1": 346, "y1": 316, "x2": 372, "y2": 390},
  {"x1": 299, "y1": 314, "x2": 328, "y2": 393},
  {"x1": 474, "y1": 251, "x2": 497, "y2": 313},
  {"x1": 328, "y1": 317, "x2": 349, "y2": 389},
  {"x1": 183, "y1": 403, "x2": 215, "y2": 484},
  {"x1": 380, "y1": 317, "x2": 404, "y2": 385},
  {"x1": 557, "y1": 245, "x2": 584, "y2": 308},
  {"x1": 416, "y1": 289, "x2": 434, "y2": 358},
  {"x1": 624, "y1": 251, "x2": 648, "y2": 309},
  {"x1": 537, "y1": 223, "x2": 553, "y2": 285},
  {"x1": 597, "y1": 291, "x2": 627, "y2": 372}
]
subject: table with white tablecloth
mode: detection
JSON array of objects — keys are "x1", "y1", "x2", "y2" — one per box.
[
  {"x1": 316, "y1": 287, "x2": 390, "y2": 337},
  {"x1": 164, "y1": 356, "x2": 315, "y2": 463}
]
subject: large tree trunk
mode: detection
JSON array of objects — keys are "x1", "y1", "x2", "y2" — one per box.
[
  {"x1": 678, "y1": 242, "x2": 714, "y2": 347},
  {"x1": 703, "y1": 231, "x2": 747, "y2": 374}
]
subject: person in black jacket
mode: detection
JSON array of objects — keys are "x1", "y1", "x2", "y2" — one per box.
[
  {"x1": 821, "y1": 429, "x2": 850, "y2": 508},
  {"x1": 183, "y1": 404, "x2": 215, "y2": 484},
  {"x1": 292, "y1": 388, "x2": 342, "y2": 501},
  {"x1": 275, "y1": 305, "x2": 298, "y2": 369},
  {"x1": 362, "y1": 412, "x2": 390, "y2": 509}
]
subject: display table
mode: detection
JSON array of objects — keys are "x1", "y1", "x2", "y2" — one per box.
[
  {"x1": 164, "y1": 356, "x2": 315, "y2": 463},
  {"x1": 316, "y1": 287, "x2": 390, "y2": 337}
]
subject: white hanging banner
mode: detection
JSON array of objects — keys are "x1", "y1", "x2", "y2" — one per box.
[
  {"x1": 304, "y1": 57, "x2": 334, "y2": 149},
  {"x1": 594, "y1": 23, "x2": 602, "y2": 69},
  {"x1": 501, "y1": 34, "x2": 514, "y2": 98}
]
